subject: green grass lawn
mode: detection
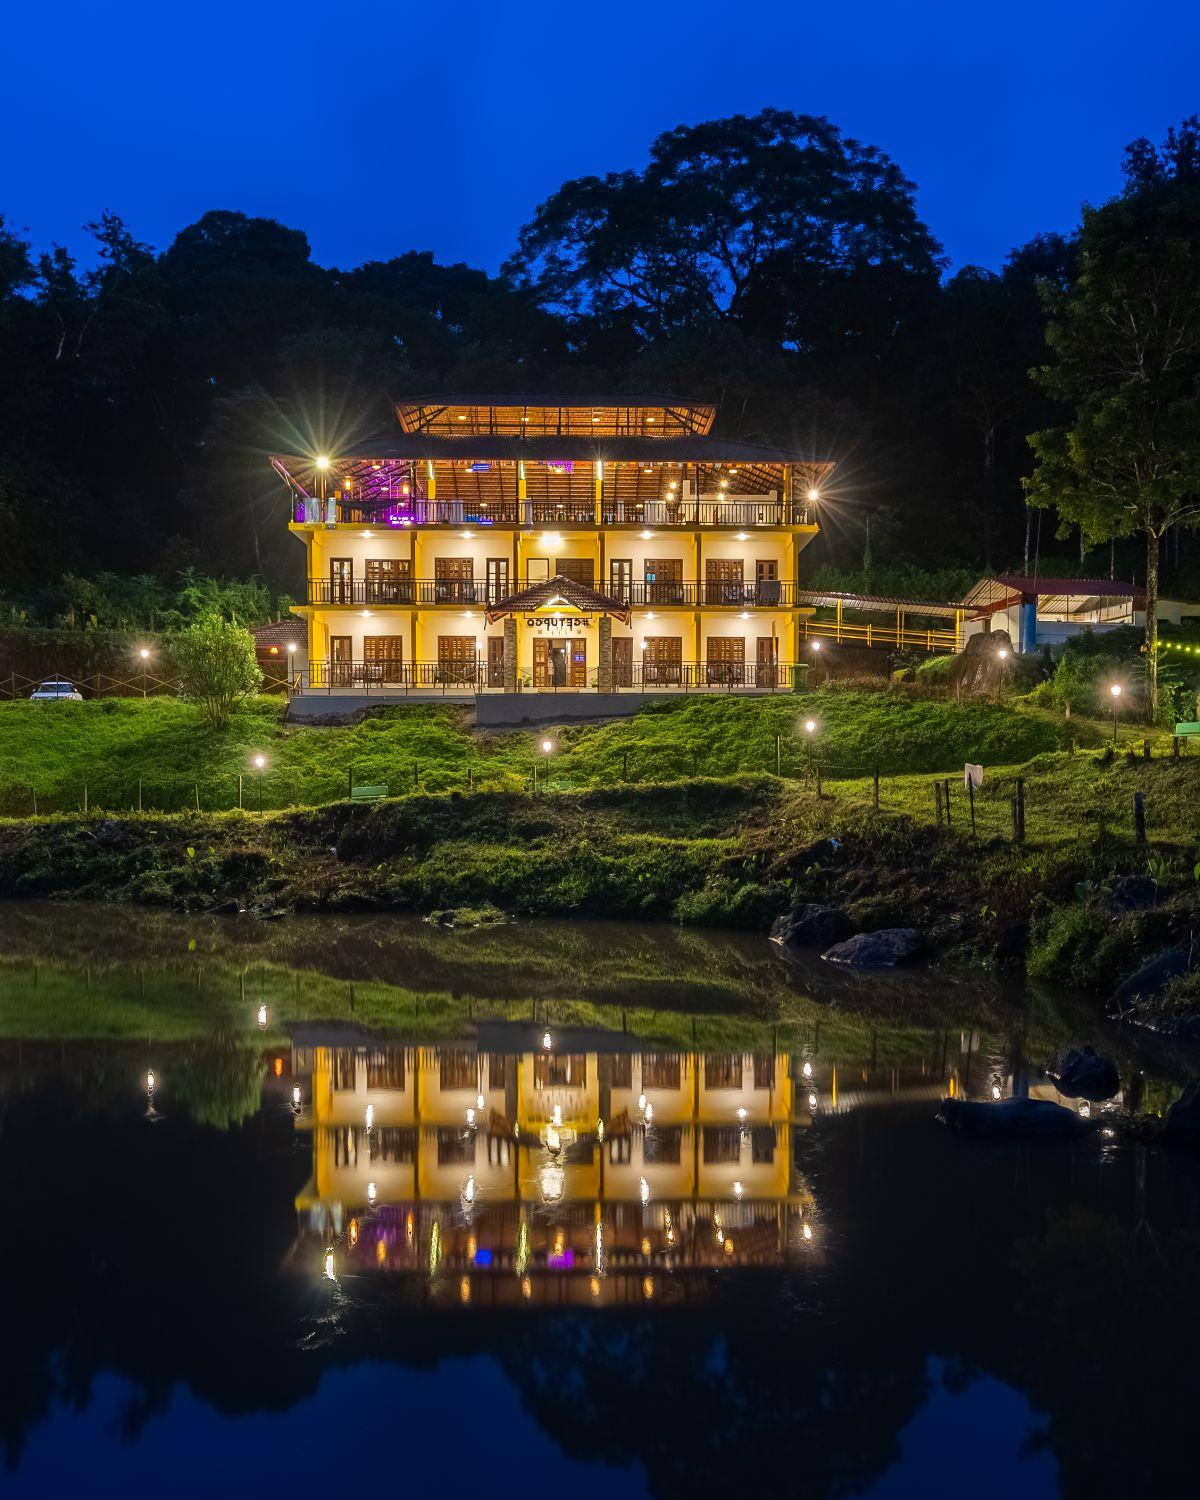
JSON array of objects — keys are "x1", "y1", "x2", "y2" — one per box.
[{"x1": 0, "y1": 688, "x2": 1107, "y2": 816}]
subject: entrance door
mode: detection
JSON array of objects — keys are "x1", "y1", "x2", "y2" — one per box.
[
  {"x1": 366, "y1": 558, "x2": 409, "y2": 604},
  {"x1": 435, "y1": 557, "x2": 475, "y2": 604},
  {"x1": 437, "y1": 634, "x2": 477, "y2": 684},
  {"x1": 706, "y1": 558, "x2": 745, "y2": 605},
  {"x1": 643, "y1": 636, "x2": 683, "y2": 685},
  {"x1": 756, "y1": 636, "x2": 778, "y2": 688},
  {"x1": 485, "y1": 558, "x2": 510, "y2": 606},
  {"x1": 609, "y1": 558, "x2": 632, "y2": 605},
  {"x1": 613, "y1": 636, "x2": 633, "y2": 687},
  {"x1": 363, "y1": 635, "x2": 404, "y2": 683},
  {"x1": 755, "y1": 559, "x2": 781, "y2": 605},
  {"x1": 330, "y1": 634, "x2": 353, "y2": 686},
  {"x1": 487, "y1": 636, "x2": 505, "y2": 687},
  {"x1": 706, "y1": 636, "x2": 745, "y2": 685},
  {"x1": 533, "y1": 638, "x2": 587, "y2": 688},
  {"x1": 644, "y1": 558, "x2": 683, "y2": 605},
  {"x1": 329, "y1": 558, "x2": 353, "y2": 604}
]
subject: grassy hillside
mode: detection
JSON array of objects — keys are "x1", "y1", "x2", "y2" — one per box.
[{"x1": 0, "y1": 689, "x2": 1101, "y2": 815}]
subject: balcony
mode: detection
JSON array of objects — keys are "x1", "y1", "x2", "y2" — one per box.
[
  {"x1": 307, "y1": 580, "x2": 801, "y2": 608},
  {"x1": 296, "y1": 660, "x2": 798, "y2": 696},
  {"x1": 295, "y1": 497, "x2": 811, "y2": 529}
]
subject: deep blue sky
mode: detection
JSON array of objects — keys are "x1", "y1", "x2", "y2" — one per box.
[{"x1": 5, "y1": 0, "x2": 1199, "y2": 277}]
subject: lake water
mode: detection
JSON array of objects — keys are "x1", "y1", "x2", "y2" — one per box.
[{"x1": 0, "y1": 904, "x2": 1197, "y2": 1497}]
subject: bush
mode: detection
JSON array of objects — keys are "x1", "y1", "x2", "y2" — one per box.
[{"x1": 171, "y1": 615, "x2": 262, "y2": 730}]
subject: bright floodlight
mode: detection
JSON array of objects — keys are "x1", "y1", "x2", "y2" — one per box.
[
  {"x1": 807, "y1": 488, "x2": 820, "y2": 502},
  {"x1": 315, "y1": 454, "x2": 331, "y2": 470},
  {"x1": 138, "y1": 647, "x2": 150, "y2": 660},
  {"x1": 1110, "y1": 684, "x2": 1122, "y2": 698}
]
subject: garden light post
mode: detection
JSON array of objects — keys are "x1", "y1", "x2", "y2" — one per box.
[
  {"x1": 539, "y1": 737, "x2": 554, "y2": 793},
  {"x1": 252, "y1": 753, "x2": 267, "y2": 811},
  {"x1": 287, "y1": 641, "x2": 298, "y2": 691},
  {"x1": 138, "y1": 646, "x2": 151, "y2": 698},
  {"x1": 1110, "y1": 683, "x2": 1122, "y2": 743}
]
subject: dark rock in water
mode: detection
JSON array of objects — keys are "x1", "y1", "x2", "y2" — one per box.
[
  {"x1": 1107, "y1": 875, "x2": 1158, "y2": 914},
  {"x1": 1112, "y1": 948, "x2": 1192, "y2": 1008},
  {"x1": 210, "y1": 898, "x2": 242, "y2": 916},
  {"x1": 1162, "y1": 1082, "x2": 1200, "y2": 1146},
  {"x1": 822, "y1": 928, "x2": 920, "y2": 968},
  {"x1": 770, "y1": 904, "x2": 854, "y2": 951},
  {"x1": 937, "y1": 1096, "x2": 1089, "y2": 1137},
  {"x1": 1046, "y1": 1045, "x2": 1120, "y2": 1102}
]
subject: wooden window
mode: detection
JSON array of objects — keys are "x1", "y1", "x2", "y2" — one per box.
[
  {"x1": 367, "y1": 1048, "x2": 405, "y2": 1090},
  {"x1": 705, "y1": 1054, "x2": 742, "y2": 1089},
  {"x1": 555, "y1": 557, "x2": 595, "y2": 587},
  {"x1": 488, "y1": 1053, "x2": 508, "y2": 1090},
  {"x1": 642, "y1": 1126, "x2": 682, "y2": 1164},
  {"x1": 363, "y1": 636, "x2": 403, "y2": 683},
  {"x1": 609, "y1": 1135, "x2": 632, "y2": 1165},
  {"x1": 332, "y1": 1126, "x2": 357, "y2": 1167},
  {"x1": 437, "y1": 636, "x2": 477, "y2": 684},
  {"x1": 641, "y1": 1053, "x2": 681, "y2": 1090},
  {"x1": 487, "y1": 636, "x2": 505, "y2": 687},
  {"x1": 438, "y1": 1048, "x2": 477, "y2": 1091},
  {"x1": 329, "y1": 558, "x2": 353, "y2": 603},
  {"x1": 436, "y1": 1128, "x2": 476, "y2": 1165},
  {"x1": 755, "y1": 559, "x2": 781, "y2": 605},
  {"x1": 377, "y1": 1127, "x2": 416, "y2": 1162},
  {"x1": 609, "y1": 558, "x2": 632, "y2": 602},
  {"x1": 752, "y1": 1125, "x2": 777, "y2": 1164},
  {"x1": 332, "y1": 1048, "x2": 357, "y2": 1090},
  {"x1": 706, "y1": 637, "x2": 745, "y2": 685},
  {"x1": 434, "y1": 557, "x2": 475, "y2": 604},
  {"x1": 534, "y1": 1053, "x2": 586, "y2": 1088},
  {"x1": 706, "y1": 557, "x2": 744, "y2": 605},
  {"x1": 610, "y1": 1053, "x2": 633, "y2": 1089},
  {"x1": 642, "y1": 636, "x2": 682, "y2": 685},
  {"x1": 365, "y1": 557, "x2": 409, "y2": 603},
  {"x1": 753, "y1": 1054, "x2": 774, "y2": 1090},
  {"x1": 703, "y1": 1125, "x2": 742, "y2": 1163},
  {"x1": 644, "y1": 557, "x2": 683, "y2": 604}
]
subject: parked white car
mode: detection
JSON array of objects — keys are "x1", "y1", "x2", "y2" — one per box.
[{"x1": 29, "y1": 678, "x2": 83, "y2": 702}]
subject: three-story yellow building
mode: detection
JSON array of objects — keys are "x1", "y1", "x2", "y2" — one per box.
[{"x1": 274, "y1": 396, "x2": 830, "y2": 695}]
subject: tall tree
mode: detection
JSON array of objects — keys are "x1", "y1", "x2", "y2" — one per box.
[{"x1": 1026, "y1": 121, "x2": 1200, "y2": 718}]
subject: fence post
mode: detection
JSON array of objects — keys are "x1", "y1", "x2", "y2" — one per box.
[
  {"x1": 967, "y1": 777, "x2": 976, "y2": 837},
  {"x1": 774, "y1": 733, "x2": 781, "y2": 777},
  {"x1": 348, "y1": 765, "x2": 354, "y2": 799},
  {"x1": 1173, "y1": 736, "x2": 1180, "y2": 758},
  {"x1": 872, "y1": 763, "x2": 880, "y2": 811},
  {"x1": 943, "y1": 779, "x2": 952, "y2": 828},
  {"x1": 934, "y1": 781, "x2": 943, "y2": 827},
  {"x1": 31, "y1": 790, "x2": 37, "y2": 817},
  {"x1": 237, "y1": 774, "x2": 243, "y2": 810},
  {"x1": 413, "y1": 763, "x2": 420, "y2": 792},
  {"x1": 194, "y1": 783, "x2": 200, "y2": 813},
  {"x1": 82, "y1": 782, "x2": 88, "y2": 815},
  {"x1": 1134, "y1": 791, "x2": 1146, "y2": 845}
]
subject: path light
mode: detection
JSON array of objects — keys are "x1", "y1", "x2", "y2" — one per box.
[
  {"x1": 252, "y1": 754, "x2": 267, "y2": 812},
  {"x1": 802, "y1": 1223, "x2": 813, "y2": 1242},
  {"x1": 541, "y1": 738, "x2": 554, "y2": 754},
  {"x1": 737, "y1": 1106, "x2": 747, "y2": 1122},
  {"x1": 466, "y1": 1106, "x2": 476, "y2": 1127},
  {"x1": 808, "y1": 1092, "x2": 818, "y2": 1110},
  {"x1": 292, "y1": 1084, "x2": 302, "y2": 1110},
  {"x1": 802, "y1": 1061, "x2": 813, "y2": 1079},
  {"x1": 639, "y1": 1177, "x2": 650, "y2": 1205},
  {"x1": 367, "y1": 1181, "x2": 377, "y2": 1205},
  {"x1": 136, "y1": 646, "x2": 152, "y2": 697},
  {"x1": 257, "y1": 1004, "x2": 268, "y2": 1029},
  {"x1": 997, "y1": 647, "x2": 1009, "y2": 660},
  {"x1": 810, "y1": 640, "x2": 822, "y2": 652},
  {"x1": 733, "y1": 1180, "x2": 744, "y2": 1199},
  {"x1": 992, "y1": 1084, "x2": 1002, "y2": 1100},
  {"x1": 364, "y1": 1104, "x2": 374, "y2": 1132},
  {"x1": 543, "y1": 1030, "x2": 553, "y2": 1050},
  {"x1": 804, "y1": 718, "x2": 818, "y2": 735},
  {"x1": 1109, "y1": 682, "x2": 1123, "y2": 743}
]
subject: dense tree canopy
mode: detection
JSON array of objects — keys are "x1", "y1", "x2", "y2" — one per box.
[{"x1": 2, "y1": 109, "x2": 1198, "y2": 617}]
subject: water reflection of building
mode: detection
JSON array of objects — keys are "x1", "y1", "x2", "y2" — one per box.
[{"x1": 290, "y1": 1024, "x2": 818, "y2": 1303}]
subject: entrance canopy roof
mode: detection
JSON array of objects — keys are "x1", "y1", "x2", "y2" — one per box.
[
  {"x1": 484, "y1": 574, "x2": 631, "y2": 625},
  {"x1": 964, "y1": 575, "x2": 1143, "y2": 616}
]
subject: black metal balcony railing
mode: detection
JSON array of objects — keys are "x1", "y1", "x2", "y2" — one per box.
[
  {"x1": 298, "y1": 659, "x2": 796, "y2": 694},
  {"x1": 307, "y1": 580, "x2": 799, "y2": 608},
  {"x1": 301, "y1": 497, "x2": 811, "y2": 529}
]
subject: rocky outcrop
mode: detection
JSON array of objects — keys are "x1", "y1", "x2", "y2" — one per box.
[
  {"x1": 822, "y1": 928, "x2": 920, "y2": 968},
  {"x1": 1112, "y1": 948, "x2": 1192, "y2": 1009},
  {"x1": 946, "y1": 628, "x2": 1016, "y2": 698},
  {"x1": 937, "y1": 1096, "x2": 1089, "y2": 1137},
  {"x1": 1046, "y1": 1045, "x2": 1120, "y2": 1102},
  {"x1": 769, "y1": 904, "x2": 854, "y2": 951}
]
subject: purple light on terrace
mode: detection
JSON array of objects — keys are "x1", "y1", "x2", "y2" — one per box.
[{"x1": 547, "y1": 1249, "x2": 575, "y2": 1269}]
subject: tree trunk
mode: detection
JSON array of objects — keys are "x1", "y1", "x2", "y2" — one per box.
[{"x1": 1144, "y1": 528, "x2": 1160, "y2": 724}]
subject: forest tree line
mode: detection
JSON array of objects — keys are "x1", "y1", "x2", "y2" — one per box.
[{"x1": 1, "y1": 108, "x2": 1198, "y2": 626}]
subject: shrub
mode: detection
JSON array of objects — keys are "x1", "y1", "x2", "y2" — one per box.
[{"x1": 171, "y1": 615, "x2": 262, "y2": 730}]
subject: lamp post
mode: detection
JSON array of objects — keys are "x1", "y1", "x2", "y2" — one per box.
[
  {"x1": 137, "y1": 646, "x2": 151, "y2": 698},
  {"x1": 1109, "y1": 683, "x2": 1122, "y2": 743},
  {"x1": 287, "y1": 641, "x2": 298, "y2": 693},
  {"x1": 252, "y1": 753, "x2": 267, "y2": 811},
  {"x1": 538, "y1": 737, "x2": 554, "y2": 793},
  {"x1": 316, "y1": 454, "x2": 330, "y2": 520}
]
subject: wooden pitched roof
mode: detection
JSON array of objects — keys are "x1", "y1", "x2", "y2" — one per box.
[{"x1": 484, "y1": 574, "x2": 631, "y2": 625}]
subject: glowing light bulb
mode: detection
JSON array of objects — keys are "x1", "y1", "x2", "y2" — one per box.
[
  {"x1": 323, "y1": 1250, "x2": 337, "y2": 1280},
  {"x1": 364, "y1": 1104, "x2": 374, "y2": 1131},
  {"x1": 802, "y1": 1223, "x2": 813, "y2": 1242},
  {"x1": 476, "y1": 1092, "x2": 485, "y2": 1110},
  {"x1": 552, "y1": 1104, "x2": 562, "y2": 1128},
  {"x1": 257, "y1": 1004, "x2": 268, "y2": 1028},
  {"x1": 733, "y1": 1180, "x2": 744, "y2": 1198},
  {"x1": 543, "y1": 1031, "x2": 552, "y2": 1050},
  {"x1": 639, "y1": 1177, "x2": 650, "y2": 1205},
  {"x1": 315, "y1": 455, "x2": 331, "y2": 470},
  {"x1": 463, "y1": 1175, "x2": 476, "y2": 1205},
  {"x1": 643, "y1": 1102, "x2": 654, "y2": 1124},
  {"x1": 466, "y1": 1106, "x2": 476, "y2": 1127},
  {"x1": 808, "y1": 1092, "x2": 818, "y2": 1109},
  {"x1": 367, "y1": 1181, "x2": 377, "y2": 1204},
  {"x1": 292, "y1": 1084, "x2": 301, "y2": 1107},
  {"x1": 146, "y1": 1070, "x2": 155, "y2": 1092},
  {"x1": 802, "y1": 1061, "x2": 813, "y2": 1078},
  {"x1": 737, "y1": 1106, "x2": 747, "y2": 1122}
]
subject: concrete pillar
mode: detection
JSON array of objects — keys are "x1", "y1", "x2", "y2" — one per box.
[
  {"x1": 503, "y1": 617, "x2": 518, "y2": 692},
  {"x1": 598, "y1": 616, "x2": 613, "y2": 693}
]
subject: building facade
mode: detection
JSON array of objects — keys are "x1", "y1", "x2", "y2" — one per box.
[{"x1": 273, "y1": 396, "x2": 831, "y2": 693}]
